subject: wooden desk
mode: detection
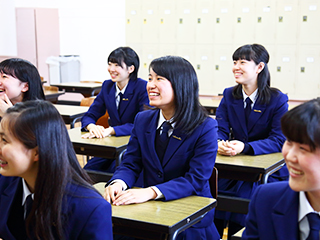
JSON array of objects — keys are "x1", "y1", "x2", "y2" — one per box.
[
  {"x1": 44, "y1": 90, "x2": 65, "y2": 103},
  {"x1": 215, "y1": 153, "x2": 285, "y2": 214},
  {"x1": 199, "y1": 98, "x2": 221, "y2": 115},
  {"x1": 51, "y1": 82, "x2": 102, "y2": 97},
  {"x1": 54, "y1": 104, "x2": 89, "y2": 128},
  {"x1": 94, "y1": 182, "x2": 217, "y2": 240},
  {"x1": 68, "y1": 127, "x2": 129, "y2": 162}
]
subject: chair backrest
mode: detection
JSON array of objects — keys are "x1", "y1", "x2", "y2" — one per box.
[
  {"x1": 43, "y1": 85, "x2": 59, "y2": 91},
  {"x1": 80, "y1": 97, "x2": 109, "y2": 128},
  {"x1": 209, "y1": 167, "x2": 218, "y2": 199}
]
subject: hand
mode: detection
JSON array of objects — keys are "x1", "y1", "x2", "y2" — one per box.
[
  {"x1": 102, "y1": 127, "x2": 115, "y2": 137},
  {"x1": 0, "y1": 93, "x2": 13, "y2": 117},
  {"x1": 227, "y1": 140, "x2": 245, "y2": 155},
  {"x1": 218, "y1": 140, "x2": 237, "y2": 156},
  {"x1": 82, "y1": 124, "x2": 105, "y2": 139},
  {"x1": 111, "y1": 188, "x2": 157, "y2": 206},
  {"x1": 104, "y1": 182, "x2": 123, "y2": 203}
]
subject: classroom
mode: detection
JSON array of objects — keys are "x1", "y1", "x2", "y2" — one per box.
[{"x1": 0, "y1": 0, "x2": 319, "y2": 240}]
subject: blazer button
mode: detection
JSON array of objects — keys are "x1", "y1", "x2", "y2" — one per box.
[{"x1": 157, "y1": 172, "x2": 163, "y2": 178}]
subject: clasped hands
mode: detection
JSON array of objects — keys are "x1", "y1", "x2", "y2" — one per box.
[
  {"x1": 218, "y1": 140, "x2": 245, "y2": 156},
  {"x1": 82, "y1": 124, "x2": 115, "y2": 139}
]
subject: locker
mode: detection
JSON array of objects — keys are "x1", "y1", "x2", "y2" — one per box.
[
  {"x1": 159, "y1": 1, "x2": 177, "y2": 44},
  {"x1": 176, "y1": 44, "x2": 196, "y2": 68},
  {"x1": 158, "y1": 44, "x2": 177, "y2": 57},
  {"x1": 176, "y1": 0, "x2": 196, "y2": 44},
  {"x1": 140, "y1": 44, "x2": 160, "y2": 79},
  {"x1": 195, "y1": 0, "x2": 215, "y2": 44},
  {"x1": 125, "y1": 0, "x2": 142, "y2": 43},
  {"x1": 141, "y1": 0, "x2": 159, "y2": 44}
]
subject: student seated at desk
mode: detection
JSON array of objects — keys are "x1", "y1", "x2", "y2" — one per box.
[
  {"x1": 242, "y1": 98, "x2": 320, "y2": 240},
  {"x1": 81, "y1": 46, "x2": 149, "y2": 172},
  {"x1": 104, "y1": 56, "x2": 220, "y2": 240},
  {"x1": 214, "y1": 44, "x2": 289, "y2": 239},
  {"x1": 0, "y1": 58, "x2": 45, "y2": 117},
  {"x1": 0, "y1": 100, "x2": 112, "y2": 240}
]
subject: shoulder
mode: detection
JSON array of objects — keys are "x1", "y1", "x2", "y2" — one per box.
[
  {"x1": 102, "y1": 79, "x2": 114, "y2": 88},
  {"x1": 0, "y1": 176, "x2": 20, "y2": 192},
  {"x1": 223, "y1": 87, "x2": 234, "y2": 95},
  {"x1": 254, "y1": 181, "x2": 291, "y2": 200},
  {"x1": 131, "y1": 78, "x2": 148, "y2": 89}
]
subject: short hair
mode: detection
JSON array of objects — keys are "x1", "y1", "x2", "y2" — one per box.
[
  {"x1": 107, "y1": 47, "x2": 140, "y2": 80},
  {"x1": 3, "y1": 100, "x2": 93, "y2": 239},
  {"x1": 149, "y1": 56, "x2": 207, "y2": 135},
  {"x1": 281, "y1": 98, "x2": 320, "y2": 152},
  {"x1": 232, "y1": 44, "x2": 278, "y2": 104},
  {"x1": 0, "y1": 58, "x2": 45, "y2": 101}
]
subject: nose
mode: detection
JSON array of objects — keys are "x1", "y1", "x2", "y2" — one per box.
[
  {"x1": 284, "y1": 145, "x2": 298, "y2": 163},
  {"x1": 108, "y1": 65, "x2": 115, "y2": 72},
  {"x1": 147, "y1": 79, "x2": 156, "y2": 89},
  {"x1": 233, "y1": 62, "x2": 240, "y2": 70}
]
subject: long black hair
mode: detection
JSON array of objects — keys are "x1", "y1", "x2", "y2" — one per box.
[
  {"x1": 0, "y1": 58, "x2": 45, "y2": 101},
  {"x1": 108, "y1": 47, "x2": 140, "y2": 80},
  {"x1": 281, "y1": 98, "x2": 320, "y2": 152},
  {"x1": 149, "y1": 56, "x2": 207, "y2": 135},
  {"x1": 3, "y1": 100, "x2": 93, "y2": 239},
  {"x1": 232, "y1": 44, "x2": 279, "y2": 105}
]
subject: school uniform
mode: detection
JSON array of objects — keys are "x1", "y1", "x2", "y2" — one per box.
[
  {"x1": 109, "y1": 109, "x2": 220, "y2": 240},
  {"x1": 242, "y1": 182, "x2": 300, "y2": 240},
  {"x1": 0, "y1": 175, "x2": 113, "y2": 240},
  {"x1": 215, "y1": 86, "x2": 289, "y2": 227},
  {"x1": 82, "y1": 78, "x2": 149, "y2": 172}
]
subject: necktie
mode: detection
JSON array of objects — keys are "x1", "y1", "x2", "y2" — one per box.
[
  {"x1": 118, "y1": 92, "x2": 123, "y2": 113},
  {"x1": 307, "y1": 213, "x2": 320, "y2": 240},
  {"x1": 244, "y1": 97, "x2": 252, "y2": 124},
  {"x1": 24, "y1": 194, "x2": 33, "y2": 219},
  {"x1": 155, "y1": 121, "x2": 172, "y2": 162}
]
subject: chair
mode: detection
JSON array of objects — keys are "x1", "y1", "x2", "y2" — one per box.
[
  {"x1": 209, "y1": 167, "x2": 218, "y2": 199},
  {"x1": 43, "y1": 85, "x2": 59, "y2": 91}
]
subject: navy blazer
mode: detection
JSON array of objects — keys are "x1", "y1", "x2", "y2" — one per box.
[
  {"x1": 0, "y1": 175, "x2": 113, "y2": 240},
  {"x1": 216, "y1": 87, "x2": 288, "y2": 155},
  {"x1": 110, "y1": 109, "x2": 220, "y2": 240},
  {"x1": 81, "y1": 78, "x2": 149, "y2": 136},
  {"x1": 242, "y1": 182, "x2": 300, "y2": 240}
]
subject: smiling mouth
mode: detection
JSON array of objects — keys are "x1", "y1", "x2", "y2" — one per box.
[
  {"x1": 0, "y1": 90, "x2": 4, "y2": 93},
  {"x1": 149, "y1": 93, "x2": 159, "y2": 96},
  {"x1": 290, "y1": 168, "x2": 304, "y2": 175}
]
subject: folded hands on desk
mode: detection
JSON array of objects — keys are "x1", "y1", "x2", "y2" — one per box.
[
  {"x1": 218, "y1": 140, "x2": 245, "y2": 156},
  {"x1": 82, "y1": 123, "x2": 115, "y2": 139}
]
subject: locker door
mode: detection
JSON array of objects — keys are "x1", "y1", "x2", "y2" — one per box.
[
  {"x1": 195, "y1": 0, "x2": 214, "y2": 44},
  {"x1": 272, "y1": 45, "x2": 297, "y2": 98},
  {"x1": 212, "y1": 0, "x2": 235, "y2": 45},
  {"x1": 176, "y1": 0, "x2": 196, "y2": 44},
  {"x1": 141, "y1": 0, "x2": 159, "y2": 44},
  {"x1": 176, "y1": 44, "x2": 196, "y2": 67},
  {"x1": 125, "y1": 0, "x2": 142, "y2": 44},
  {"x1": 140, "y1": 44, "x2": 160, "y2": 79},
  {"x1": 233, "y1": 0, "x2": 256, "y2": 46},
  {"x1": 298, "y1": 0, "x2": 320, "y2": 45},
  {"x1": 158, "y1": 44, "x2": 177, "y2": 57},
  {"x1": 159, "y1": 1, "x2": 177, "y2": 44},
  {"x1": 195, "y1": 45, "x2": 214, "y2": 95},
  {"x1": 295, "y1": 45, "x2": 320, "y2": 99},
  {"x1": 254, "y1": 0, "x2": 277, "y2": 45},
  {"x1": 275, "y1": 0, "x2": 299, "y2": 45}
]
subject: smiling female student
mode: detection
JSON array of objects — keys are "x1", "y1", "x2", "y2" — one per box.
[
  {"x1": 81, "y1": 46, "x2": 149, "y2": 172},
  {"x1": 0, "y1": 100, "x2": 112, "y2": 240},
  {"x1": 214, "y1": 44, "x2": 289, "y2": 239},
  {"x1": 242, "y1": 98, "x2": 320, "y2": 240},
  {"x1": 0, "y1": 58, "x2": 45, "y2": 117},
  {"x1": 104, "y1": 56, "x2": 220, "y2": 240}
]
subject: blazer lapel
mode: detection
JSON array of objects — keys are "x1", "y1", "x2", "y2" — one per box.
[
  {"x1": 272, "y1": 187, "x2": 300, "y2": 239},
  {"x1": 162, "y1": 128, "x2": 187, "y2": 167},
  {"x1": 247, "y1": 101, "x2": 267, "y2": 132},
  {"x1": 107, "y1": 84, "x2": 120, "y2": 122},
  {"x1": 119, "y1": 80, "x2": 134, "y2": 117},
  {"x1": 231, "y1": 98, "x2": 247, "y2": 135}
]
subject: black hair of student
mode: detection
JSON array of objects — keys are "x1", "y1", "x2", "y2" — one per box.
[
  {"x1": 3, "y1": 100, "x2": 94, "y2": 240},
  {"x1": 149, "y1": 56, "x2": 208, "y2": 135},
  {"x1": 0, "y1": 58, "x2": 45, "y2": 101},
  {"x1": 107, "y1": 46, "x2": 140, "y2": 80},
  {"x1": 232, "y1": 44, "x2": 279, "y2": 105},
  {"x1": 281, "y1": 98, "x2": 320, "y2": 152}
]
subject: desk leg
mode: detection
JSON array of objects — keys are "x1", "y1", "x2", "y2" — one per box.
[
  {"x1": 261, "y1": 163, "x2": 285, "y2": 184},
  {"x1": 167, "y1": 213, "x2": 207, "y2": 240}
]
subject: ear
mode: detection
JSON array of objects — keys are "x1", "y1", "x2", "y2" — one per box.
[
  {"x1": 21, "y1": 82, "x2": 29, "y2": 93},
  {"x1": 33, "y1": 147, "x2": 39, "y2": 162},
  {"x1": 257, "y1": 62, "x2": 265, "y2": 74},
  {"x1": 127, "y1": 65, "x2": 135, "y2": 74}
]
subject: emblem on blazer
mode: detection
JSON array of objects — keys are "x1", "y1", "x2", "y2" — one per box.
[
  {"x1": 172, "y1": 135, "x2": 181, "y2": 140},
  {"x1": 122, "y1": 98, "x2": 129, "y2": 101},
  {"x1": 253, "y1": 109, "x2": 262, "y2": 113}
]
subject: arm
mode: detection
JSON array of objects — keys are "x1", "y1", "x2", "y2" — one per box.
[{"x1": 215, "y1": 89, "x2": 231, "y2": 141}]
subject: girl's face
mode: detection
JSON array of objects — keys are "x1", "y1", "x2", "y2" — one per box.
[
  {"x1": 108, "y1": 62, "x2": 134, "y2": 89},
  {"x1": 283, "y1": 140, "x2": 320, "y2": 196},
  {"x1": 0, "y1": 120, "x2": 38, "y2": 182},
  {"x1": 0, "y1": 72, "x2": 29, "y2": 103},
  {"x1": 147, "y1": 68, "x2": 175, "y2": 116},
  {"x1": 232, "y1": 59, "x2": 263, "y2": 87}
]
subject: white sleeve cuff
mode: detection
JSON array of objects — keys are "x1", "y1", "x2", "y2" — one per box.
[
  {"x1": 151, "y1": 186, "x2": 164, "y2": 199},
  {"x1": 109, "y1": 179, "x2": 127, "y2": 190}
]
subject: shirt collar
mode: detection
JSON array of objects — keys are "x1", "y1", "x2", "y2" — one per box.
[
  {"x1": 157, "y1": 110, "x2": 175, "y2": 130},
  {"x1": 115, "y1": 82, "x2": 128, "y2": 97},
  {"x1": 299, "y1": 191, "x2": 320, "y2": 221},
  {"x1": 22, "y1": 179, "x2": 34, "y2": 206},
  {"x1": 242, "y1": 88, "x2": 258, "y2": 104}
]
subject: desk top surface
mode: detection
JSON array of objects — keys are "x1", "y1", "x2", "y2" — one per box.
[
  {"x1": 44, "y1": 90, "x2": 65, "y2": 96},
  {"x1": 54, "y1": 104, "x2": 89, "y2": 116},
  {"x1": 215, "y1": 152, "x2": 284, "y2": 171},
  {"x1": 51, "y1": 82, "x2": 102, "y2": 88},
  {"x1": 68, "y1": 127, "x2": 130, "y2": 148},
  {"x1": 94, "y1": 182, "x2": 216, "y2": 227},
  {"x1": 199, "y1": 98, "x2": 221, "y2": 108}
]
